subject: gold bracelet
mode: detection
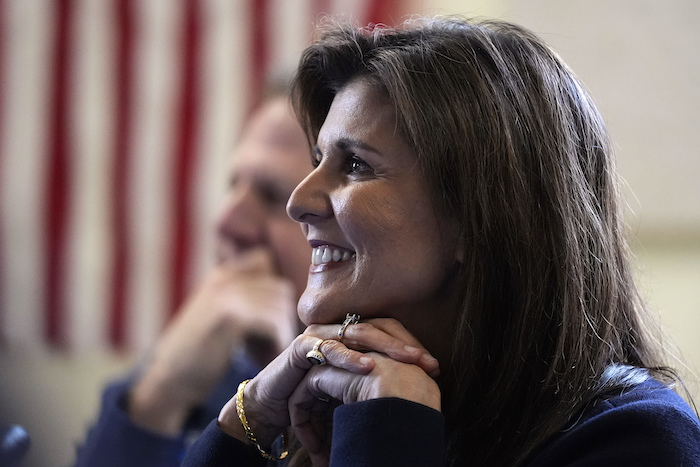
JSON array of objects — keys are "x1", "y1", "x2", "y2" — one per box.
[{"x1": 235, "y1": 379, "x2": 289, "y2": 461}]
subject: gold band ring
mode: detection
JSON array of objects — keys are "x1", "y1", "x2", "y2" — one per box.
[{"x1": 337, "y1": 313, "x2": 361, "y2": 342}]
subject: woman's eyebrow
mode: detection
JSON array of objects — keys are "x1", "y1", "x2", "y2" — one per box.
[{"x1": 335, "y1": 137, "x2": 380, "y2": 154}]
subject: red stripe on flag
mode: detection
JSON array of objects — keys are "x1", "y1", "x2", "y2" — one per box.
[
  {"x1": 365, "y1": 0, "x2": 400, "y2": 25},
  {"x1": 250, "y1": 0, "x2": 270, "y2": 112},
  {"x1": 311, "y1": 0, "x2": 331, "y2": 22},
  {"x1": 45, "y1": 0, "x2": 73, "y2": 347},
  {"x1": 109, "y1": 0, "x2": 135, "y2": 348},
  {"x1": 168, "y1": 0, "x2": 201, "y2": 320}
]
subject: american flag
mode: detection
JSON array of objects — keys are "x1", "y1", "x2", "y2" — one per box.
[{"x1": 0, "y1": 0, "x2": 402, "y2": 352}]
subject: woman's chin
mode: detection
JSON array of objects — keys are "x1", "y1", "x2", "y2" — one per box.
[
  {"x1": 299, "y1": 309, "x2": 340, "y2": 326},
  {"x1": 297, "y1": 296, "x2": 348, "y2": 326}
]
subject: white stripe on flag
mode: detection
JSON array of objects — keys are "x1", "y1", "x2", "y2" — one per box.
[
  {"x1": 66, "y1": 0, "x2": 116, "y2": 351},
  {"x1": 0, "y1": 0, "x2": 55, "y2": 347},
  {"x1": 330, "y1": 0, "x2": 372, "y2": 24},
  {"x1": 127, "y1": 0, "x2": 184, "y2": 352},
  {"x1": 269, "y1": 0, "x2": 314, "y2": 79},
  {"x1": 190, "y1": 0, "x2": 249, "y2": 291}
]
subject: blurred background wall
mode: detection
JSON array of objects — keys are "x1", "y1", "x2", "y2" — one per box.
[{"x1": 0, "y1": 1, "x2": 698, "y2": 466}]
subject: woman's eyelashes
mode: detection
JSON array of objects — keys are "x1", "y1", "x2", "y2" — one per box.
[
  {"x1": 346, "y1": 154, "x2": 373, "y2": 176},
  {"x1": 311, "y1": 146, "x2": 322, "y2": 168},
  {"x1": 311, "y1": 146, "x2": 374, "y2": 177}
]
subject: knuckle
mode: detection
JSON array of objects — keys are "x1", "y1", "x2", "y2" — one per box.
[
  {"x1": 375, "y1": 317, "x2": 399, "y2": 331},
  {"x1": 321, "y1": 339, "x2": 341, "y2": 353},
  {"x1": 292, "y1": 333, "x2": 309, "y2": 347},
  {"x1": 334, "y1": 344, "x2": 357, "y2": 362},
  {"x1": 351, "y1": 322, "x2": 371, "y2": 335},
  {"x1": 384, "y1": 318, "x2": 401, "y2": 328},
  {"x1": 307, "y1": 368, "x2": 324, "y2": 390}
]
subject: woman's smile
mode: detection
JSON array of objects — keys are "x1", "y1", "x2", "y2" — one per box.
[{"x1": 309, "y1": 243, "x2": 355, "y2": 271}]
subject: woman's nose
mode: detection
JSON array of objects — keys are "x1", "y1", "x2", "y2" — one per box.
[{"x1": 286, "y1": 168, "x2": 333, "y2": 224}]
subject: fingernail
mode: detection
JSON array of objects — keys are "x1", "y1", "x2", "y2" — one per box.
[
  {"x1": 360, "y1": 356, "x2": 373, "y2": 366},
  {"x1": 404, "y1": 345, "x2": 420, "y2": 353}
]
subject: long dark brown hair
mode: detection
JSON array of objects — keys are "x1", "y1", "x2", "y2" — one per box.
[{"x1": 291, "y1": 16, "x2": 670, "y2": 465}]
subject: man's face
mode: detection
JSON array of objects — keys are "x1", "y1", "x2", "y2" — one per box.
[{"x1": 215, "y1": 97, "x2": 311, "y2": 298}]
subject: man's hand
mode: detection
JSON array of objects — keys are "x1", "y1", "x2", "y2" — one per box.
[{"x1": 127, "y1": 248, "x2": 298, "y2": 435}]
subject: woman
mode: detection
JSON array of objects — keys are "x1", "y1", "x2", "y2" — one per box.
[{"x1": 184, "y1": 17, "x2": 700, "y2": 466}]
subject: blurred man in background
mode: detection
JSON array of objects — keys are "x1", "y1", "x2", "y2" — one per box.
[{"x1": 73, "y1": 87, "x2": 312, "y2": 467}]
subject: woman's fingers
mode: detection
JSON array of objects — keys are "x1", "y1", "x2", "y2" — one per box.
[
  {"x1": 345, "y1": 320, "x2": 440, "y2": 377},
  {"x1": 304, "y1": 318, "x2": 440, "y2": 378},
  {"x1": 216, "y1": 334, "x2": 374, "y2": 448},
  {"x1": 218, "y1": 320, "x2": 436, "y2": 453},
  {"x1": 287, "y1": 376, "x2": 337, "y2": 466},
  {"x1": 254, "y1": 335, "x2": 374, "y2": 403},
  {"x1": 288, "y1": 366, "x2": 352, "y2": 466},
  {"x1": 298, "y1": 338, "x2": 375, "y2": 374},
  {"x1": 289, "y1": 353, "x2": 441, "y2": 444}
]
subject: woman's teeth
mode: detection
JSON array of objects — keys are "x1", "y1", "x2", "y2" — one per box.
[{"x1": 312, "y1": 246, "x2": 354, "y2": 265}]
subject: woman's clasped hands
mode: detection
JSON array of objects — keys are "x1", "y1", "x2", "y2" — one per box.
[{"x1": 216, "y1": 316, "x2": 441, "y2": 465}]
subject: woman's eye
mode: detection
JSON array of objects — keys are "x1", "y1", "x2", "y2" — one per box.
[
  {"x1": 311, "y1": 147, "x2": 323, "y2": 168},
  {"x1": 348, "y1": 156, "x2": 372, "y2": 175}
]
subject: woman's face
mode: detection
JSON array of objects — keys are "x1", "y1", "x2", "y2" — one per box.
[{"x1": 287, "y1": 79, "x2": 460, "y2": 344}]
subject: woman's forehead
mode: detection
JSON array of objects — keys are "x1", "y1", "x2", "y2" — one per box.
[{"x1": 318, "y1": 81, "x2": 398, "y2": 143}]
